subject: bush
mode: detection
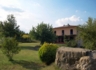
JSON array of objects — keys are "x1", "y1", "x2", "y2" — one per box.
[
  {"x1": 38, "y1": 42, "x2": 58, "y2": 65},
  {"x1": 84, "y1": 41, "x2": 96, "y2": 50},
  {"x1": 1, "y1": 37, "x2": 20, "y2": 61},
  {"x1": 0, "y1": 44, "x2": 1, "y2": 48},
  {"x1": 66, "y1": 40, "x2": 77, "y2": 47}
]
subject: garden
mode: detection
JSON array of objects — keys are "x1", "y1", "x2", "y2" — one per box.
[
  {"x1": 0, "y1": 14, "x2": 96, "y2": 70},
  {"x1": 0, "y1": 43, "x2": 60, "y2": 70}
]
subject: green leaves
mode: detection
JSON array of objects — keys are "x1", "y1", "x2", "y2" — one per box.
[
  {"x1": 30, "y1": 22, "x2": 56, "y2": 44},
  {"x1": 0, "y1": 14, "x2": 21, "y2": 41},
  {"x1": 78, "y1": 17, "x2": 96, "y2": 50},
  {"x1": 1, "y1": 37, "x2": 20, "y2": 61},
  {"x1": 38, "y1": 42, "x2": 58, "y2": 65}
]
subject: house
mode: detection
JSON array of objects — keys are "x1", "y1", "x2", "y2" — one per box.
[{"x1": 53, "y1": 24, "x2": 78, "y2": 43}]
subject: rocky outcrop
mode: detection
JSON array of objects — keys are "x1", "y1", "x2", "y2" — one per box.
[
  {"x1": 76, "y1": 56, "x2": 96, "y2": 70},
  {"x1": 55, "y1": 47, "x2": 96, "y2": 70}
]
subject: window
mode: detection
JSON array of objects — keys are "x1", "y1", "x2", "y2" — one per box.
[
  {"x1": 54, "y1": 31, "x2": 56, "y2": 34},
  {"x1": 62, "y1": 30, "x2": 64, "y2": 35},
  {"x1": 70, "y1": 29, "x2": 73, "y2": 35}
]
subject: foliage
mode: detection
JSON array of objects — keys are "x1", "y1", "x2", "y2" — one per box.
[
  {"x1": 1, "y1": 37, "x2": 20, "y2": 61},
  {"x1": 22, "y1": 34, "x2": 30, "y2": 38},
  {"x1": 0, "y1": 14, "x2": 23, "y2": 41},
  {"x1": 0, "y1": 43, "x2": 60, "y2": 70},
  {"x1": 64, "y1": 35, "x2": 69, "y2": 42},
  {"x1": 66, "y1": 40, "x2": 77, "y2": 47},
  {"x1": 38, "y1": 42, "x2": 58, "y2": 65},
  {"x1": 29, "y1": 22, "x2": 56, "y2": 44},
  {"x1": 21, "y1": 34, "x2": 32, "y2": 42},
  {"x1": 0, "y1": 22, "x2": 3, "y2": 39},
  {"x1": 77, "y1": 17, "x2": 96, "y2": 50},
  {"x1": 64, "y1": 35, "x2": 77, "y2": 47},
  {"x1": 0, "y1": 44, "x2": 1, "y2": 48}
]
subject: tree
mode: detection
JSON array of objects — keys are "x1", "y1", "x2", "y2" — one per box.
[
  {"x1": 0, "y1": 23, "x2": 2, "y2": 38},
  {"x1": 21, "y1": 34, "x2": 31, "y2": 42},
  {"x1": 1, "y1": 37, "x2": 20, "y2": 61},
  {"x1": 0, "y1": 14, "x2": 21, "y2": 41},
  {"x1": 77, "y1": 17, "x2": 96, "y2": 50},
  {"x1": 29, "y1": 22, "x2": 56, "y2": 44}
]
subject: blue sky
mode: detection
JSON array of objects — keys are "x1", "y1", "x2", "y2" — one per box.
[{"x1": 0, "y1": 0, "x2": 96, "y2": 33}]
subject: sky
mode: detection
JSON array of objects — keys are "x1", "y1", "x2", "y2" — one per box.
[{"x1": 0, "y1": 0, "x2": 96, "y2": 33}]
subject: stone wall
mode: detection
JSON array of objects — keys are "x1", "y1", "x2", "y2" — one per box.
[{"x1": 55, "y1": 47, "x2": 96, "y2": 70}]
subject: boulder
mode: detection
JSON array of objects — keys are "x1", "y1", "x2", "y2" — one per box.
[
  {"x1": 55, "y1": 47, "x2": 95, "y2": 70},
  {"x1": 76, "y1": 56, "x2": 96, "y2": 70}
]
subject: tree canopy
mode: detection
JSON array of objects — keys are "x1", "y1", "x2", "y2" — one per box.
[
  {"x1": 1, "y1": 37, "x2": 20, "y2": 61},
  {"x1": 0, "y1": 14, "x2": 22, "y2": 41},
  {"x1": 77, "y1": 17, "x2": 96, "y2": 50},
  {"x1": 29, "y1": 22, "x2": 56, "y2": 44}
]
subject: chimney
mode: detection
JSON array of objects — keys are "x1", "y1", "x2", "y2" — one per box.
[{"x1": 67, "y1": 23, "x2": 70, "y2": 26}]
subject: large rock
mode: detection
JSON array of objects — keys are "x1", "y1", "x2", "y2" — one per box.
[
  {"x1": 55, "y1": 47, "x2": 96, "y2": 70},
  {"x1": 76, "y1": 56, "x2": 96, "y2": 70}
]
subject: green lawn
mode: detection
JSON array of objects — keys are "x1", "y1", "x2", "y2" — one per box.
[{"x1": 0, "y1": 43, "x2": 60, "y2": 70}]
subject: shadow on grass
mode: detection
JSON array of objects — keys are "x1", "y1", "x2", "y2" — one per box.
[
  {"x1": 12, "y1": 60, "x2": 45, "y2": 70},
  {"x1": 20, "y1": 45, "x2": 40, "y2": 51}
]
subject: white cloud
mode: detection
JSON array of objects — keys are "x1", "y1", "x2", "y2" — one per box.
[
  {"x1": 0, "y1": 0, "x2": 85, "y2": 33},
  {"x1": 0, "y1": 0, "x2": 22, "y2": 21},
  {"x1": 55, "y1": 15, "x2": 82, "y2": 26},
  {"x1": 0, "y1": 0, "x2": 20, "y2": 7},
  {"x1": 33, "y1": 2, "x2": 41, "y2": 7},
  {"x1": 69, "y1": 15, "x2": 80, "y2": 21},
  {"x1": 0, "y1": 6, "x2": 39, "y2": 32},
  {"x1": 0, "y1": 0, "x2": 43, "y2": 33},
  {"x1": 0, "y1": 6, "x2": 33, "y2": 20}
]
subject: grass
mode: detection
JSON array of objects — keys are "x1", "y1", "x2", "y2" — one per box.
[{"x1": 0, "y1": 43, "x2": 60, "y2": 70}]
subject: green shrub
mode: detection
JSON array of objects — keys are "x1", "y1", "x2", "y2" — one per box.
[
  {"x1": 83, "y1": 41, "x2": 96, "y2": 50},
  {"x1": 1, "y1": 37, "x2": 20, "y2": 61},
  {"x1": 0, "y1": 44, "x2": 1, "y2": 48},
  {"x1": 66, "y1": 40, "x2": 77, "y2": 47},
  {"x1": 38, "y1": 42, "x2": 58, "y2": 65}
]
